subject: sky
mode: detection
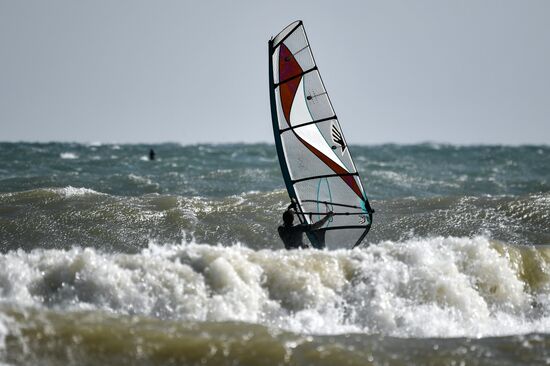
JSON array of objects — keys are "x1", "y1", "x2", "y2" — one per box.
[{"x1": 1, "y1": 0, "x2": 549, "y2": 145}]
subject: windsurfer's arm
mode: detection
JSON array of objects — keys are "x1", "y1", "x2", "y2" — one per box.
[
  {"x1": 305, "y1": 212, "x2": 334, "y2": 231},
  {"x1": 312, "y1": 212, "x2": 333, "y2": 230}
]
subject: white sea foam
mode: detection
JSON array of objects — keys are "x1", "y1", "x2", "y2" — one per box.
[
  {"x1": 0, "y1": 237, "x2": 547, "y2": 338},
  {"x1": 60, "y1": 152, "x2": 78, "y2": 159},
  {"x1": 127, "y1": 174, "x2": 159, "y2": 189},
  {"x1": 0, "y1": 312, "x2": 13, "y2": 354},
  {"x1": 53, "y1": 186, "x2": 102, "y2": 197},
  {"x1": 138, "y1": 155, "x2": 161, "y2": 162}
]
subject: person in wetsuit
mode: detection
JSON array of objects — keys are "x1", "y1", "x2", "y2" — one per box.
[{"x1": 278, "y1": 202, "x2": 334, "y2": 250}]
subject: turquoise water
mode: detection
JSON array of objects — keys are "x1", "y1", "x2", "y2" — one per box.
[
  {"x1": 1, "y1": 143, "x2": 548, "y2": 199},
  {"x1": 0, "y1": 142, "x2": 549, "y2": 365}
]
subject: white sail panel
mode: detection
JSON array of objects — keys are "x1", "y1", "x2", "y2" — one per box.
[
  {"x1": 272, "y1": 21, "x2": 301, "y2": 48},
  {"x1": 272, "y1": 47, "x2": 280, "y2": 84},
  {"x1": 289, "y1": 78, "x2": 313, "y2": 125}
]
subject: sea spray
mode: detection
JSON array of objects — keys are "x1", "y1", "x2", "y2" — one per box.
[{"x1": 0, "y1": 237, "x2": 547, "y2": 338}]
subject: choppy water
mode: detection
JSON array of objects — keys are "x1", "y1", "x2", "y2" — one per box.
[{"x1": 0, "y1": 142, "x2": 549, "y2": 365}]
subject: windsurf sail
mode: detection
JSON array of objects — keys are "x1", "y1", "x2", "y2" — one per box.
[{"x1": 269, "y1": 20, "x2": 374, "y2": 249}]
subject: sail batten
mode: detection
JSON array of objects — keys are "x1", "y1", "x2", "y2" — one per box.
[
  {"x1": 274, "y1": 66, "x2": 318, "y2": 88},
  {"x1": 269, "y1": 21, "x2": 374, "y2": 249},
  {"x1": 291, "y1": 172, "x2": 359, "y2": 184},
  {"x1": 279, "y1": 116, "x2": 337, "y2": 133}
]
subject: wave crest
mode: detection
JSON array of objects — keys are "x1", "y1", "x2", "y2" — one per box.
[{"x1": 0, "y1": 236, "x2": 548, "y2": 338}]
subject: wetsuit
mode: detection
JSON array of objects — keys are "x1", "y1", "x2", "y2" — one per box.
[
  {"x1": 278, "y1": 224, "x2": 312, "y2": 250},
  {"x1": 278, "y1": 213, "x2": 332, "y2": 250}
]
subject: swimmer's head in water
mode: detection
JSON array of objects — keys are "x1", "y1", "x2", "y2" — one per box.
[{"x1": 282, "y1": 210, "x2": 294, "y2": 225}]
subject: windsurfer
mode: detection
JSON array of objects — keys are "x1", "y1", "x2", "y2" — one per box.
[{"x1": 278, "y1": 201, "x2": 333, "y2": 250}]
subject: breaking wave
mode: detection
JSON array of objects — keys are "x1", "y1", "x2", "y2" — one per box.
[{"x1": 0, "y1": 236, "x2": 547, "y2": 338}]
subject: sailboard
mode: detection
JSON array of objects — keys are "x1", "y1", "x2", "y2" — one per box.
[{"x1": 269, "y1": 20, "x2": 374, "y2": 249}]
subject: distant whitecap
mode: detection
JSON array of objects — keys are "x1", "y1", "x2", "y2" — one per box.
[{"x1": 60, "y1": 152, "x2": 78, "y2": 159}]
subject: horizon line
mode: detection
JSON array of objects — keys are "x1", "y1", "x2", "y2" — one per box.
[{"x1": 1, "y1": 140, "x2": 549, "y2": 148}]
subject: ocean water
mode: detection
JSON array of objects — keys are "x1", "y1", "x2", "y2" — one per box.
[{"x1": 0, "y1": 142, "x2": 548, "y2": 365}]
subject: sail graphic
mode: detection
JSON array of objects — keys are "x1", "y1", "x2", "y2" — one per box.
[{"x1": 269, "y1": 20, "x2": 374, "y2": 249}]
